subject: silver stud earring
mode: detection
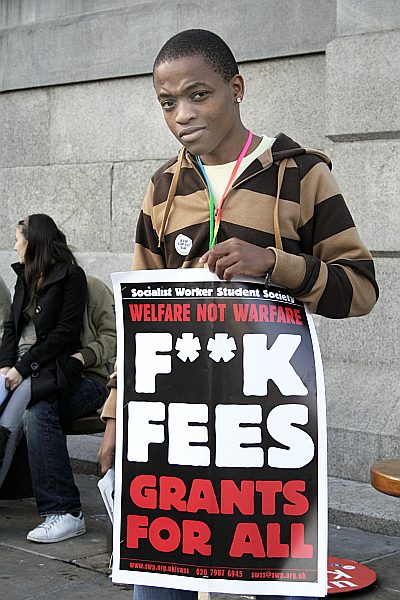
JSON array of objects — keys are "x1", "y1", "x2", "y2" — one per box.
[{"x1": 236, "y1": 97, "x2": 242, "y2": 103}]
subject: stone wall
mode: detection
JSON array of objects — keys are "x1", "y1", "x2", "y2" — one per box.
[{"x1": 0, "y1": 0, "x2": 399, "y2": 483}]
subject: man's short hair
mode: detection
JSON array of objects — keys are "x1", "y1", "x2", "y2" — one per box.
[{"x1": 153, "y1": 29, "x2": 239, "y2": 83}]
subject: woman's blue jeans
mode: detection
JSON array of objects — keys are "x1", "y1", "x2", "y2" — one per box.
[
  {"x1": 22, "y1": 376, "x2": 107, "y2": 515},
  {"x1": 0, "y1": 377, "x2": 31, "y2": 487},
  {"x1": 133, "y1": 586, "x2": 317, "y2": 600}
]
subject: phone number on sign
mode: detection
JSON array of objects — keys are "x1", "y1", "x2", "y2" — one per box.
[{"x1": 195, "y1": 568, "x2": 243, "y2": 578}]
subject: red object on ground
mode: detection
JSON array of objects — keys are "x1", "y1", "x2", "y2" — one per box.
[{"x1": 327, "y1": 555, "x2": 377, "y2": 594}]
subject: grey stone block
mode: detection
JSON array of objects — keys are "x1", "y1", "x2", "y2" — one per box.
[
  {"x1": 0, "y1": 163, "x2": 112, "y2": 251},
  {"x1": 0, "y1": 88, "x2": 51, "y2": 167},
  {"x1": 0, "y1": 0, "x2": 35, "y2": 28},
  {"x1": 0, "y1": 1, "x2": 153, "y2": 29},
  {"x1": 381, "y1": 395, "x2": 400, "y2": 439},
  {"x1": 34, "y1": 0, "x2": 146, "y2": 23},
  {"x1": 323, "y1": 363, "x2": 399, "y2": 482},
  {"x1": 240, "y1": 55, "x2": 327, "y2": 150},
  {"x1": 0, "y1": 1, "x2": 336, "y2": 91},
  {"x1": 111, "y1": 159, "x2": 167, "y2": 252},
  {"x1": 327, "y1": 139, "x2": 400, "y2": 252},
  {"x1": 0, "y1": 26, "x2": 5, "y2": 89},
  {"x1": 326, "y1": 31, "x2": 400, "y2": 140},
  {"x1": 328, "y1": 426, "x2": 381, "y2": 483},
  {"x1": 178, "y1": 0, "x2": 336, "y2": 62},
  {"x1": 0, "y1": 3, "x2": 176, "y2": 91},
  {"x1": 314, "y1": 258, "x2": 399, "y2": 366},
  {"x1": 337, "y1": 0, "x2": 400, "y2": 36},
  {"x1": 0, "y1": 251, "x2": 17, "y2": 289},
  {"x1": 380, "y1": 435, "x2": 400, "y2": 463},
  {"x1": 76, "y1": 251, "x2": 132, "y2": 284},
  {"x1": 324, "y1": 364, "x2": 399, "y2": 436},
  {"x1": 49, "y1": 78, "x2": 178, "y2": 165}
]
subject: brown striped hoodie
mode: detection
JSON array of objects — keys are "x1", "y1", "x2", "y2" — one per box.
[
  {"x1": 101, "y1": 134, "x2": 379, "y2": 418},
  {"x1": 132, "y1": 133, "x2": 378, "y2": 319}
]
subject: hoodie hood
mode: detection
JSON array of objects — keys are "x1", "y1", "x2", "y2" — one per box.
[{"x1": 271, "y1": 132, "x2": 331, "y2": 167}]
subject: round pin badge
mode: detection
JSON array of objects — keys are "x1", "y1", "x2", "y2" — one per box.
[{"x1": 175, "y1": 234, "x2": 193, "y2": 256}]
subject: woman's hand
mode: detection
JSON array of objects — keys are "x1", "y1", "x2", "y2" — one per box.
[
  {"x1": 98, "y1": 418, "x2": 116, "y2": 475},
  {"x1": 0, "y1": 366, "x2": 11, "y2": 376},
  {"x1": 5, "y1": 367, "x2": 23, "y2": 391}
]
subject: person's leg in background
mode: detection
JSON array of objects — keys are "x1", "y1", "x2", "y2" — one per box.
[
  {"x1": 22, "y1": 376, "x2": 107, "y2": 542},
  {"x1": 133, "y1": 586, "x2": 197, "y2": 600},
  {"x1": 0, "y1": 378, "x2": 31, "y2": 487}
]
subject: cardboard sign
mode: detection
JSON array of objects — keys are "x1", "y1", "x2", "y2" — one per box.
[{"x1": 112, "y1": 269, "x2": 327, "y2": 597}]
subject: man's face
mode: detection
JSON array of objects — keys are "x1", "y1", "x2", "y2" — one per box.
[{"x1": 153, "y1": 55, "x2": 242, "y2": 165}]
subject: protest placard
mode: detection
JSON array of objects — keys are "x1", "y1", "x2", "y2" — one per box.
[{"x1": 112, "y1": 269, "x2": 327, "y2": 597}]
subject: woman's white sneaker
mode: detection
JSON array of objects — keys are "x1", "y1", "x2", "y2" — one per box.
[{"x1": 27, "y1": 512, "x2": 86, "y2": 543}]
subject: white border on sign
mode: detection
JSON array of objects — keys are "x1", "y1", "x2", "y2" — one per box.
[{"x1": 111, "y1": 268, "x2": 327, "y2": 597}]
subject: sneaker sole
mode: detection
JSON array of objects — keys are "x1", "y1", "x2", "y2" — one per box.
[{"x1": 27, "y1": 526, "x2": 86, "y2": 543}]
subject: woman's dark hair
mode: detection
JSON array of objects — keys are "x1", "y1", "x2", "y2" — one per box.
[
  {"x1": 18, "y1": 214, "x2": 77, "y2": 316},
  {"x1": 153, "y1": 29, "x2": 239, "y2": 83}
]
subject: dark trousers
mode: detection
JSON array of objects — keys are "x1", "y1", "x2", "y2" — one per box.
[{"x1": 22, "y1": 376, "x2": 107, "y2": 515}]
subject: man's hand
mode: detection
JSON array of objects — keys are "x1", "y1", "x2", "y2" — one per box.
[
  {"x1": 98, "y1": 418, "x2": 116, "y2": 475},
  {"x1": 0, "y1": 366, "x2": 11, "y2": 376},
  {"x1": 5, "y1": 367, "x2": 23, "y2": 391},
  {"x1": 200, "y1": 238, "x2": 276, "y2": 280}
]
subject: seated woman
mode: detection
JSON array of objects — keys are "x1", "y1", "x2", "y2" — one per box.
[
  {"x1": 22, "y1": 273, "x2": 116, "y2": 542},
  {"x1": 0, "y1": 214, "x2": 88, "y2": 541}
]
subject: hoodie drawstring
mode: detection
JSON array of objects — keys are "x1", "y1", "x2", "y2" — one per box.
[
  {"x1": 158, "y1": 146, "x2": 185, "y2": 247},
  {"x1": 273, "y1": 158, "x2": 287, "y2": 251}
]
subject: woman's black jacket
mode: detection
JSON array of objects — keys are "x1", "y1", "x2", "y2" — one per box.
[{"x1": 0, "y1": 262, "x2": 87, "y2": 404}]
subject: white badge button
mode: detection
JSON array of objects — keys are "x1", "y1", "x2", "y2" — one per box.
[{"x1": 175, "y1": 234, "x2": 193, "y2": 256}]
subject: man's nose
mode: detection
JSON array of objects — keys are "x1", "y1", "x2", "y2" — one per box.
[{"x1": 175, "y1": 99, "x2": 196, "y2": 124}]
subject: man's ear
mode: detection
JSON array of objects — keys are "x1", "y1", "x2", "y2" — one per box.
[{"x1": 230, "y1": 73, "x2": 245, "y2": 103}]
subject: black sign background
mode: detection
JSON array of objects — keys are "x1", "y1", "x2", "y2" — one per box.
[{"x1": 118, "y1": 280, "x2": 319, "y2": 586}]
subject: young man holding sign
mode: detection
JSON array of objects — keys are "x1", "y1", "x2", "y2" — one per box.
[{"x1": 99, "y1": 29, "x2": 378, "y2": 600}]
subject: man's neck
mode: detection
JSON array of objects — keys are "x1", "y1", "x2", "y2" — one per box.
[{"x1": 200, "y1": 125, "x2": 262, "y2": 166}]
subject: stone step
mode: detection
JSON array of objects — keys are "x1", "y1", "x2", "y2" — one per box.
[{"x1": 328, "y1": 476, "x2": 400, "y2": 536}]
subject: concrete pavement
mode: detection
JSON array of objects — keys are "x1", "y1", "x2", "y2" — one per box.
[{"x1": 0, "y1": 473, "x2": 399, "y2": 600}]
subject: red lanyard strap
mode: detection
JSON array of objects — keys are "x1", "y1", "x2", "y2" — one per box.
[{"x1": 197, "y1": 129, "x2": 253, "y2": 248}]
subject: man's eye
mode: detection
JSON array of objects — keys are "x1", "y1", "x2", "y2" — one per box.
[
  {"x1": 161, "y1": 100, "x2": 175, "y2": 110},
  {"x1": 192, "y1": 91, "x2": 209, "y2": 101}
]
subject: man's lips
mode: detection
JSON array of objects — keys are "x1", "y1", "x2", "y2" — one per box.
[{"x1": 178, "y1": 127, "x2": 206, "y2": 142}]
